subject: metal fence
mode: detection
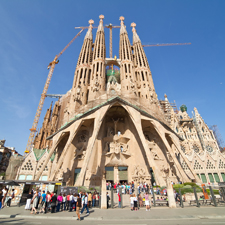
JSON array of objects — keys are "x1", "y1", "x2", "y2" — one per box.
[{"x1": 107, "y1": 185, "x2": 225, "y2": 209}]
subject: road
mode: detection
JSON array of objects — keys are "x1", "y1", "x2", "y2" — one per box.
[{"x1": 1, "y1": 217, "x2": 225, "y2": 225}]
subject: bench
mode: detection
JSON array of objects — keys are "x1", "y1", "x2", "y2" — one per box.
[
  {"x1": 189, "y1": 200, "x2": 204, "y2": 206},
  {"x1": 155, "y1": 200, "x2": 168, "y2": 206}
]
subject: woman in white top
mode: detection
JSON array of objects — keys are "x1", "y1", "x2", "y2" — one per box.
[
  {"x1": 133, "y1": 194, "x2": 138, "y2": 211},
  {"x1": 130, "y1": 194, "x2": 134, "y2": 211}
]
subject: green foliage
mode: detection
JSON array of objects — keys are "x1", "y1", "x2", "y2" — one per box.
[
  {"x1": 206, "y1": 189, "x2": 219, "y2": 195},
  {"x1": 183, "y1": 182, "x2": 199, "y2": 187},
  {"x1": 173, "y1": 184, "x2": 184, "y2": 188},
  {"x1": 0, "y1": 172, "x2": 5, "y2": 176}
]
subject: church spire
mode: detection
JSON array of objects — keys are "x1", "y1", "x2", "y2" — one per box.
[
  {"x1": 119, "y1": 16, "x2": 136, "y2": 96},
  {"x1": 68, "y1": 19, "x2": 94, "y2": 116},
  {"x1": 131, "y1": 22, "x2": 158, "y2": 108},
  {"x1": 88, "y1": 15, "x2": 106, "y2": 101}
]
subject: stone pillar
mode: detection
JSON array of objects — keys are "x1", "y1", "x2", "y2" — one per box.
[
  {"x1": 101, "y1": 175, "x2": 107, "y2": 209},
  {"x1": 114, "y1": 166, "x2": 119, "y2": 183},
  {"x1": 166, "y1": 178, "x2": 176, "y2": 208}
]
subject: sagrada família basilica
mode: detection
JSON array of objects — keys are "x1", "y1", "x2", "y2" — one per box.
[{"x1": 16, "y1": 16, "x2": 225, "y2": 187}]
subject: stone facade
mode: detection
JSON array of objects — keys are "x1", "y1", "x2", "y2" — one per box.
[
  {"x1": 0, "y1": 140, "x2": 21, "y2": 179},
  {"x1": 17, "y1": 15, "x2": 224, "y2": 186}
]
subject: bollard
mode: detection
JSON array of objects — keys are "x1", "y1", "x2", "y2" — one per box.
[
  {"x1": 119, "y1": 187, "x2": 123, "y2": 208},
  {"x1": 179, "y1": 188, "x2": 184, "y2": 208},
  {"x1": 151, "y1": 186, "x2": 156, "y2": 207},
  {"x1": 193, "y1": 187, "x2": 200, "y2": 207},
  {"x1": 220, "y1": 187, "x2": 225, "y2": 202},
  {"x1": 209, "y1": 186, "x2": 217, "y2": 207},
  {"x1": 111, "y1": 189, "x2": 114, "y2": 209}
]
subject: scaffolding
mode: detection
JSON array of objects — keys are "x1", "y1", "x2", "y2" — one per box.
[{"x1": 209, "y1": 125, "x2": 225, "y2": 151}]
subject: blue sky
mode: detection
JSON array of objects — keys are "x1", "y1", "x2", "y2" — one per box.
[{"x1": 0, "y1": 0, "x2": 225, "y2": 155}]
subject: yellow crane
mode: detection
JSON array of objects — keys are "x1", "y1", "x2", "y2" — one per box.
[{"x1": 24, "y1": 29, "x2": 84, "y2": 154}]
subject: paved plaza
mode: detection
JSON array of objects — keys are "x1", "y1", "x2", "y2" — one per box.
[{"x1": 1, "y1": 206, "x2": 225, "y2": 225}]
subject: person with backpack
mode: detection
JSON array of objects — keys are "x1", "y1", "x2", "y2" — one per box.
[
  {"x1": 107, "y1": 192, "x2": 110, "y2": 209},
  {"x1": 7, "y1": 189, "x2": 15, "y2": 207},
  {"x1": 80, "y1": 192, "x2": 89, "y2": 215}
]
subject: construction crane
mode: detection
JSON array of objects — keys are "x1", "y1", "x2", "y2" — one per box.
[
  {"x1": 24, "y1": 29, "x2": 84, "y2": 154},
  {"x1": 46, "y1": 94, "x2": 64, "y2": 99},
  {"x1": 143, "y1": 43, "x2": 191, "y2": 47}
]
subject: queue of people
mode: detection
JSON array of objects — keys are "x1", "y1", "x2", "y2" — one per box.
[{"x1": 23, "y1": 188, "x2": 101, "y2": 220}]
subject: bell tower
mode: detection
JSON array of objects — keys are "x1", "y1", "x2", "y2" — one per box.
[
  {"x1": 119, "y1": 16, "x2": 136, "y2": 97},
  {"x1": 131, "y1": 22, "x2": 159, "y2": 109},
  {"x1": 88, "y1": 15, "x2": 106, "y2": 101},
  {"x1": 68, "y1": 19, "x2": 94, "y2": 115}
]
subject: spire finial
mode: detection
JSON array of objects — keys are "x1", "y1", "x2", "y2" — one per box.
[
  {"x1": 97, "y1": 15, "x2": 104, "y2": 32},
  {"x1": 119, "y1": 16, "x2": 125, "y2": 23},
  {"x1": 99, "y1": 15, "x2": 104, "y2": 21},
  {"x1": 131, "y1": 22, "x2": 136, "y2": 32},
  {"x1": 85, "y1": 19, "x2": 94, "y2": 39},
  {"x1": 131, "y1": 22, "x2": 141, "y2": 43},
  {"x1": 119, "y1": 16, "x2": 127, "y2": 34},
  {"x1": 89, "y1": 19, "x2": 94, "y2": 27}
]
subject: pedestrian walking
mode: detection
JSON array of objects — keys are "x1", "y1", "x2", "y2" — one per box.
[
  {"x1": 80, "y1": 192, "x2": 89, "y2": 215},
  {"x1": 25, "y1": 192, "x2": 32, "y2": 210},
  {"x1": 144, "y1": 192, "x2": 150, "y2": 211},
  {"x1": 76, "y1": 194, "x2": 81, "y2": 221},
  {"x1": 31, "y1": 191, "x2": 38, "y2": 214}
]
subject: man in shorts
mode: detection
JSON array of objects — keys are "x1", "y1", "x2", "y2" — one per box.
[{"x1": 76, "y1": 194, "x2": 81, "y2": 221}]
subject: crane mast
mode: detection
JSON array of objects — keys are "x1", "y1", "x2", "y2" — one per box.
[{"x1": 24, "y1": 29, "x2": 84, "y2": 154}]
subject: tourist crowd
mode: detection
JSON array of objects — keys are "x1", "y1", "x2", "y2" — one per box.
[{"x1": 22, "y1": 188, "x2": 100, "y2": 220}]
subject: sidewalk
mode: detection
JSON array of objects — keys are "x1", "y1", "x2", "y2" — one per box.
[{"x1": 1, "y1": 206, "x2": 225, "y2": 221}]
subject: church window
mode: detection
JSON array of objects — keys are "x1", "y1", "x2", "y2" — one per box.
[
  {"x1": 141, "y1": 71, "x2": 145, "y2": 81},
  {"x1": 202, "y1": 127, "x2": 204, "y2": 132},
  {"x1": 118, "y1": 131, "x2": 121, "y2": 136},
  {"x1": 180, "y1": 116, "x2": 183, "y2": 119},
  {"x1": 121, "y1": 146, "x2": 123, "y2": 152},
  {"x1": 200, "y1": 173, "x2": 207, "y2": 183},
  {"x1": 97, "y1": 63, "x2": 99, "y2": 72},
  {"x1": 18, "y1": 175, "x2": 25, "y2": 180},
  {"x1": 176, "y1": 127, "x2": 178, "y2": 133},
  {"x1": 189, "y1": 128, "x2": 192, "y2": 132},
  {"x1": 41, "y1": 176, "x2": 48, "y2": 181},
  {"x1": 208, "y1": 173, "x2": 214, "y2": 183},
  {"x1": 213, "y1": 173, "x2": 220, "y2": 182},
  {"x1": 221, "y1": 173, "x2": 225, "y2": 182},
  {"x1": 26, "y1": 175, "x2": 33, "y2": 180}
]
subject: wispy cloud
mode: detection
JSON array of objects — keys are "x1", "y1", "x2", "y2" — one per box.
[{"x1": 3, "y1": 99, "x2": 31, "y2": 119}]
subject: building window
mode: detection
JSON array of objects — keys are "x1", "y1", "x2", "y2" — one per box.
[
  {"x1": 208, "y1": 173, "x2": 214, "y2": 183},
  {"x1": 213, "y1": 173, "x2": 220, "y2": 183},
  {"x1": 200, "y1": 173, "x2": 207, "y2": 183},
  {"x1": 41, "y1": 176, "x2": 48, "y2": 181},
  {"x1": 18, "y1": 175, "x2": 25, "y2": 180},
  {"x1": 26, "y1": 175, "x2": 33, "y2": 180},
  {"x1": 221, "y1": 173, "x2": 225, "y2": 182}
]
